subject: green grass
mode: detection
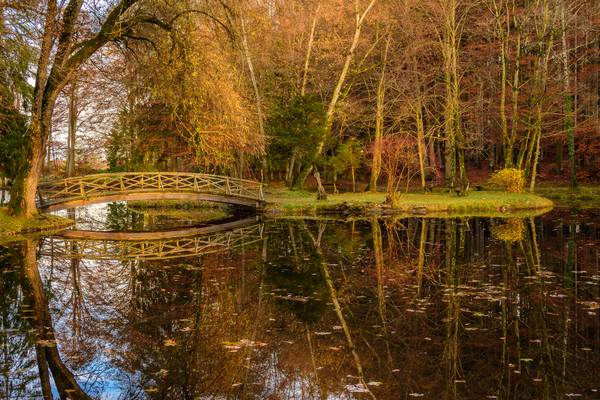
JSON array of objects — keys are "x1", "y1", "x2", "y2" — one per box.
[
  {"x1": 0, "y1": 207, "x2": 74, "y2": 237},
  {"x1": 264, "y1": 188, "x2": 553, "y2": 216},
  {"x1": 535, "y1": 185, "x2": 600, "y2": 208}
]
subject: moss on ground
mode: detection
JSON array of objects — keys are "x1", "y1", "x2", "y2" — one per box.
[
  {"x1": 0, "y1": 207, "x2": 73, "y2": 237},
  {"x1": 264, "y1": 188, "x2": 553, "y2": 216}
]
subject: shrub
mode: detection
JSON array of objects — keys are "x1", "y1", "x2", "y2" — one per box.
[{"x1": 489, "y1": 168, "x2": 525, "y2": 193}]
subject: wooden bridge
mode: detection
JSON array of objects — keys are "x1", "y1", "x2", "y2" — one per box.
[
  {"x1": 37, "y1": 172, "x2": 265, "y2": 210},
  {"x1": 40, "y1": 220, "x2": 264, "y2": 261}
]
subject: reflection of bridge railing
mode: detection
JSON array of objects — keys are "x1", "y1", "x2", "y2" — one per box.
[
  {"x1": 40, "y1": 223, "x2": 264, "y2": 261},
  {"x1": 37, "y1": 172, "x2": 265, "y2": 209}
]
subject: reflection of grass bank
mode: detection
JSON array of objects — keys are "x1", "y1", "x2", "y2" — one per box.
[
  {"x1": 0, "y1": 207, "x2": 73, "y2": 237},
  {"x1": 536, "y1": 185, "x2": 600, "y2": 208},
  {"x1": 128, "y1": 200, "x2": 231, "y2": 222},
  {"x1": 265, "y1": 188, "x2": 553, "y2": 216},
  {"x1": 128, "y1": 199, "x2": 230, "y2": 209}
]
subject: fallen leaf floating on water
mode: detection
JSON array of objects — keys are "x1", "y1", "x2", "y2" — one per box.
[
  {"x1": 222, "y1": 339, "x2": 267, "y2": 350},
  {"x1": 345, "y1": 384, "x2": 369, "y2": 393},
  {"x1": 164, "y1": 339, "x2": 177, "y2": 347}
]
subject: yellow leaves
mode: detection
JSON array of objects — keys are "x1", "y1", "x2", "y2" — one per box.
[
  {"x1": 491, "y1": 219, "x2": 525, "y2": 242},
  {"x1": 163, "y1": 339, "x2": 177, "y2": 347},
  {"x1": 489, "y1": 168, "x2": 526, "y2": 193}
]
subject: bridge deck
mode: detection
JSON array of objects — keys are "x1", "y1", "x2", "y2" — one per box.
[{"x1": 38, "y1": 172, "x2": 265, "y2": 210}]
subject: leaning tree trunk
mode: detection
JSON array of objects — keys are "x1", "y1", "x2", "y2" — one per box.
[
  {"x1": 22, "y1": 239, "x2": 93, "y2": 400},
  {"x1": 297, "y1": 0, "x2": 377, "y2": 189},
  {"x1": 19, "y1": 122, "x2": 47, "y2": 217},
  {"x1": 10, "y1": 0, "x2": 148, "y2": 216}
]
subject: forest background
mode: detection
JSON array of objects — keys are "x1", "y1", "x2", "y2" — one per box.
[{"x1": 1, "y1": 0, "x2": 599, "y2": 215}]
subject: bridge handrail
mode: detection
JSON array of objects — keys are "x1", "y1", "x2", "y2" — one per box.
[
  {"x1": 37, "y1": 172, "x2": 265, "y2": 205},
  {"x1": 40, "y1": 172, "x2": 264, "y2": 186},
  {"x1": 39, "y1": 223, "x2": 264, "y2": 261}
]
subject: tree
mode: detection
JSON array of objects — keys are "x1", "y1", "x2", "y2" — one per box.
[
  {"x1": 380, "y1": 134, "x2": 418, "y2": 203},
  {"x1": 331, "y1": 137, "x2": 364, "y2": 192},
  {"x1": 437, "y1": 0, "x2": 467, "y2": 190},
  {"x1": 266, "y1": 95, "x2": 327, "y2": 188},
  {"x1": 369, "y1": 33, "x2": 390, "y2": 192},
  {"x1": 296, "y1": 0, "x2": 378, "y2": 188},
  {"x1": 559, "y1": 0, "x2": 577, "y2": 190},
  {"x1": 10, "y1": 0, "x2": 181, "y2": 216}
]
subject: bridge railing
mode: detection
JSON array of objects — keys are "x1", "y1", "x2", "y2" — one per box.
[
  {"x1": 38, "y1": 172, "x2": 264, "y2": 206},
  {"x1": 39, "y1": 223, "x2": 264, "y2": 261}
]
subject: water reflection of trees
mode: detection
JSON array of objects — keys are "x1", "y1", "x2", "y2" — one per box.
[{"x1": 1, "y1": 212, "x2": 599, "y2": 399}]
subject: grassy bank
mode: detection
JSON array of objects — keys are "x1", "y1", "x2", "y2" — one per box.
[
  {"x1": 264, "y1": 188, "x2": 553, "y2": 216},
  {"x1": 0, "y1": 208, "x2": 74, "y2": 237},
  {"x1": 536, "y1": 185, "x2": 600, "y2": 208}
]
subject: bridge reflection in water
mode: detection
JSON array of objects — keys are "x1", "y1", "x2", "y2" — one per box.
[{"x1": 40, "y1": 217, "x2": 264, "y2": 261}]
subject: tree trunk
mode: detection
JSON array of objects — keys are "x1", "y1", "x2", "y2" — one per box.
[
  {"x1": 560, "y1": 0, "x2": 577, "y2": 190},
  {"x1": 312, "y1": 0, "x2": 377, "y2": 166},
  {"x1": 509, "y1": 15, "x2": 521, "y2": 167},
  {"x1": 529, "y1": 0, "x2": 554, "y2": 191},
  {"x1": 415, "y1": 102, "x2": 427, "y2": 192},
  {"x1": 491, "y1": 0, "x2": 510, "y2": 166},
  {"x1": 20, "y1": 122, "x2": 46, "y2": 217},
  {"x1": 9, "y1": 0, "x2": 144, "y2": 216},
  {"x1": 314, "y1": 168, "x2": 327, "y2": 200},
  {"x1": 442, "y1": 0, "x2": 463, "y2": 190},
  {"x1": 370, "y1": 34, "x2": 390, "y2": 192},
  {"x1": 66, "y1": 82, "x2": 77, "y2": 177},
  {"x1": 240, "y1": 17, "x2": 268, "y2": 183},
  {"x1": 21, "y1": 239, "x2": 93, "y2": 400},
  {"x1": 351, "y1": 163, "x2": 356, "y2": 193},
  {"x1": 301, "y1": 5, "x2": 320, "y2": 96}
]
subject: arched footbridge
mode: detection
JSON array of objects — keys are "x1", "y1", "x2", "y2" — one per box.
[{"x1": 37, "y1": 172, "x2": 265, "y2": 211}]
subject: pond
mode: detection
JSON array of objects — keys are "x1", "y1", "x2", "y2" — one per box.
[{"x1": 1, "y1": 203, "x2": 599, "y2": 399}]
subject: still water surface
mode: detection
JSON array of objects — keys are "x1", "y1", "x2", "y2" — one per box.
[{"x1": 1, "y1": 203, "x2": 599, "y2": 399}]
